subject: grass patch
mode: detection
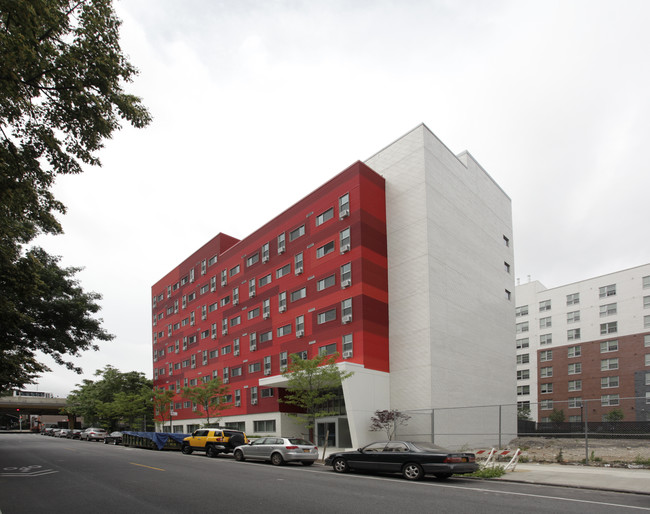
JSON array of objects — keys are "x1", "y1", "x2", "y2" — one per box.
[
  {"x1": 469, "y1": 466, "x2": 506, "y2": 478},
  {"x1": 634, "y1": 456, "x2": 650, "y2": 466}
]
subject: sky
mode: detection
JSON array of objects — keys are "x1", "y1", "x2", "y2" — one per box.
[{"x1": 31, "y1": 0, "x2": 650, "y2": 397}]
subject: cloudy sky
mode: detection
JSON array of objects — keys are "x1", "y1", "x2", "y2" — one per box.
[{"x1": 32, "y1": 0, "x2": 650, "y2": 396}]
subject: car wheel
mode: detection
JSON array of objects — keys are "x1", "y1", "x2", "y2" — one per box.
[
  {"x1": 332, "y1": 457, "x2": 349, "y2": 473},
  {"x1": 402, "y1": 463, "x2": 424, "y2": 481},
  {"x1": 301, "y1": 461, "x2": 314, "y2": 466},
  {"x1": 104, "y1": 438, "x2": 109, "y2": 444},
  {"x1": 113, "y1": 439, "x2": 119, "y2": 445},
  {"x1": 206, "y1": 445, "x2": 219, "y2": 458},
  {"x1": 270, "y1": 453, "x2": 285, "y2": 466},
  {"x1": 434, "y1": 473, "x2": 452, "y2": 480},
  {"x1": 229, "y1": 434, "x2": 244, "y2": 448},
  {"x1": 234, "y1": 449, "x2": 245, "y2": 462},
  {"x1": 181, "y1": 444, "x2": 193, "y2": 455}
]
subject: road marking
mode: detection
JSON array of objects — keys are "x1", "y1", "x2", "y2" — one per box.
[
  {"x1": 309, "y1": 468, "x2": 650, "y2": 511},
  {"x1": 0, "y1": 465, "x2": 58, "y2": 477},
  {"x1": 129, "y1": 462, "x2": 165, "y2": 471}
]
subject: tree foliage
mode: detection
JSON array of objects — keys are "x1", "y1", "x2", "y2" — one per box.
[
  {"x1": 369, "y1": 409, "x2": 411, "y2": 440},
  {"x1": 65, "y1": 366, "x2": 153, "y2": 431},
  {"x1": 0, "y1": 0, "x2": 151, "y2": 393},
  {"x1": 152, "y1": 388, "x2": 175, "y2": 433},
  {"x1": 280, "y1": 353, "x2": 353, "y2": 432},
  {"x1": 182, "y1": 378, "x2": 232, "y2": 426},
  {"x1": 604, "y1": 409, "x2": 624, "y2": 422},
  {"x1": 549, "y1": 408, "x2": 565, "y2": 423}
]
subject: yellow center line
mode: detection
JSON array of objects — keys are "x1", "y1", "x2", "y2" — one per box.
[{"x1": 129, "y1": 462, "x2": 165, "y2": 471}]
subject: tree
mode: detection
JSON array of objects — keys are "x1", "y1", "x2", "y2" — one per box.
[
  {"x1": 369, "y1": 409, "x2": 411, "y2": 440},
  {"x1": 604, "y1": 409, "x2": 624, "y2": 422},
  {"x1": 0, "y1": 0, "x2": 151, "y2": 394},
  {"x1": 152, "y1": 388, "x2": 175, "y2": 433},
  {"x1": 549, "y1": 408, "x2": 565, "y2": 423},
  {"x1": 280, "y1": 353, "x2": 353, "y2": 434},
  {"x1": 65, "y1": 366, "x2": 153, "y2": 430},
  {"x1": 182, "y1": 378, "x2": 232, "y2": 426}
]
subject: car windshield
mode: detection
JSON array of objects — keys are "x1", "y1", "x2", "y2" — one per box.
[
  {"x1": 410, "y1": 443, "x2": 449, "y2": 453},
  {"x1": 288, "y1": 438, "x2": 313, "y2": 445}
]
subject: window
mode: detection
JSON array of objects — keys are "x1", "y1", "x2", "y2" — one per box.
[
  {"x1": 317, "y1": 274, "x2": 336, "y2": 291},
  {"x1": 601, "y1": 358, "x2": 619, "y2": 371},
  {"x1": 339, "y1": 193, "x2": 350, "y2": 217},
  {"x1": 246, "y1": 253, "x2": 259, "y2": 267},
  {"x1": 645, "y1": 315, "x2": 650, "y2": 329},
  {"x1": 262, "y1": 242, "x2": 270, "y2": 262},
  {"x1": 259, "y1": 274, "x2": 272, "y2": 287},
  {"x1": 646, "y1": 371, "x2": 650, "y2": 386},
  {"x1": 261, "y1": 388, "x2": 274, "y2": 398},
  {"x1": 599, "y1": 284, "x2": 616, "y2": 298},
  {"x1": 539, "y1": 300, "x2": 551, "y2": 312},
  {"x1": 540, "y1": 400, "x2": 553, "y2": 410},
  {"x1": 601, "y1": 376, "x2": 619, "y2": 388},
  {"x1": 201, "y1": 329, "x2": 209, "y2": 340},
  {"x1": 340, "y1": 227, "x2": 350, "y2": 251},
  {"x1": 539, "y1": 317, "x2": 552, "y2": 329},
  {"x1": 600, "y1": 322, "x2": 617, "y2": 335},
  {"x1": 200, "y1": 284, "x2": 209, "y2": 295},
  {"x1": 230, "y1": 264, "x2": 240, "y2": 277},
  {"x1": 189, "y1": 268, "x2": 195, "y2": 283},
  {"x1": 516, "y1": 322, "x2": 529, "y2": 333},
  {"x1": 209, "y1": 302, "x2": 218, "y2": 313},
  {"x1": 517, "y1": 385, "x2": 530, "y2": 396},
  {"x1": 515, "y1": 305, "x2": 528, "y2": 317},
  {"x1": 504, "y1": 262, "x2": 511, "y2": 273},
  {"x1": 646, "y1": 354, "x2": 650, "y2": 366},
  {"x1": 342, "y1": 333, "x2": 353, "y2": 355},
  {"x1": 290, "y1": 287, "x2": 306, "y2": 302},
  {"x1": 263, "y1": 298, "x2": 270, "y2": 319},
  {"x1": 567, "y1": 311, "x2": 580, "y2": 323},
  {"x1": 568, "y1": 380, "x2": 582, "y2": 392},
  {"x1": 221, "y1": 345, "x2": 231, "y2": 355},
  {"x1": 318, "y1": 309, "x2": 337, "y2": 324},
  {"x1": 223, "y1": 367, "x2": 229, "y2": 383},
  {"x1": 568, "y1": 363, "x2": 582, "y2": 375},
  {"x1": 251, "y1": 386, "x2": 258, "y2": 405},
  {"x1": 221, "y1": 269, "x2": 227, "y2": 286},
  {"x1": 188, "y1": 292, "x2": 196, "y2": 302},
  {"x1": 316, "y1": 241, "x2": 335, "y2": 258},
  {"x1": 319, "y1": 343, "x2": 337, "y2": 356},
  {"x1": 231, "y1": 367, "x2": 242, "y2": 377},
  {"x1": 233, "y1": 287, "x2": 239, "y2": 304},
  {"x1": 341, "y1": 262, "x2": 351, "y2": 286},
  {"x1": 517, "y1": 369, "x2": 530, "y2": 380},
  {"x1": 540, "y1": 383, "x2": 553, "y2": 394},
  {"x1": 568, "y1": 346, "x2": 581, "y2": 358},
  {"x1": 646, "y1": 335, "x2": 650, "y2": 347},
  {"x1": 279, "y1": 291, "x2": 287, "y2": 311},
  {"x1": 208, "y1": 255, "x2": 218, "y2": 266},
  {"x1": 569, "y1": 415, "x2": 582, "y2": 423},
  {"x1": 316, "y1": 207, "x2": 334, "y2": 226},
  {"x1": 188, "y1": 335, "x2": 196, "y2": 344},
  {"x1": 264, "y1": 355, "x2": 271, "y2": 375},
  {"x1": 600, "y1": 303, "x2": 617, "y2": 317},
  {"x1": 277, "y1": 324, "x2": 292, "y2": 337},
  {"x1": 254, "y1": 420, "x2": 276, "y2": 433},
  {"x1": 295, "y1": 252, "x2": 303, "y2": 274},
  {"x1": 210, "y1": 276, "x2": 217, "y2": 292},
  {"x1": 259, "y1": 330, "x2": 272, "y2": 343},
  {"x1": 645, "y1": 296, "x2": 650, "y2": 309},
  {"x1": 540, "y1": 350, "x2": 552, "y2": 362},
  {"x1": 280, "y1": 351, "x2": 288, "y2": 372},
  {"x1": 234, "y1": 390, "x2": 241, "y2": 406},
  {"x1": 568, "y1": 397, "x2": 582, "y2": 409},
  {"x1": 248, "y1": 362, "x2": 261, "y2": 373},
  {"x1": 233, "y1": 338, "x2": 240, "y2": 355},
  {"x1": 516, "y1": 354, "x2": 529, "y2": 364},
  {"x1": 341, "y1": 298, "x2": 352, "y2": 319},
  {"x1": 643, "y1": 276, "x2": 650, "y2": 289},
  {"x1": 277, "y1": 232, "x2": 286, "y2": 254},
  {"x1": 503, "y1": 235, "x2": 510, "y2": 247},
  {"x1": 516, "y1": 338, "x2": 529, "y2": 349},
  {"x1": 250, "y1": 332, "x2": 258, "y2": 348},
  {"x1": 249, "y1": 278, "x2": 256, "y2": 297},
  {"x1": 276, "y1": 264, "x2": 291, "y2": 279},
  {"x1": 601, "y1": 394, "x2": 619, "y2": 407},
  {"x1": 540, "y1": 367, "x2": 553, "y2": 378},
  {"x1": 289, "y1": 225, "x2": 305, "y2": 241},
  {"x1": 566, "y1": 293, "x2": 580, "y2": 306},
  {"x1": 221, "y1": 296, "x2": 230, "y2": 307},
  {"x1": 600, "y1": 340, "x2": 618, "y2": 353},
  {"x1": 248, "y1": 308, "x2": 260, "y2": 320},
  {"x1": 540, "y1": 334, "x2": 552, "y2": 345},
  {"x1": 230, "y1": 316, "x2": 241, "y2": 327},
  {"x1": 295, "y1": 315, "x2": 304, "y2": 333},
  {"x1": 567, "y1": 328, "x2": 581, "y2": 341},
  {"x1": 505, "y1": 289, "x2": 511, "y2": 300}
]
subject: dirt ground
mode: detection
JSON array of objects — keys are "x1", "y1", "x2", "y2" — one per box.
[{"x1": 502, "y1": 437, "x2": 650, "y2": 467}]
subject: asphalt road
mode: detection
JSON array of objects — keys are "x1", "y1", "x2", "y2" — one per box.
[{"x1": 0, "y1": 434, "x2": 648, "y2": 514}]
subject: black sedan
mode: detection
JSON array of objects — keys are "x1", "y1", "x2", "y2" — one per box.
[
  {"x1": 324, "y1": 441, "x2": 478, "y2": 481},
  {"x1": 103, "y1": 431, "x2": 123, "y2": 445}
]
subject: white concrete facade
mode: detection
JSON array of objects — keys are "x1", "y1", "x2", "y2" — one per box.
[
  {"x1": 515, "y1": 263, "x2": 650, "y2": 420},
  {"x1": 365, "y1": 124, "x2": 517, "y2": 448}
]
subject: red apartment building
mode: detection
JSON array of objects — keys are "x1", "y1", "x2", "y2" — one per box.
[{"x1": 151, "y1": 162, "x2": 388, "y2": 442}]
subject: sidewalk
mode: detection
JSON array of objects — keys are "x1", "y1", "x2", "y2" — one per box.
[{"x1": 498, "y1": 463, "x2": 650, "y2": 495}]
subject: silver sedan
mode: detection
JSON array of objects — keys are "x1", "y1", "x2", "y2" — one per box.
[{"x1": 234, "y1": 437, "x2": 318, "y2": 466}]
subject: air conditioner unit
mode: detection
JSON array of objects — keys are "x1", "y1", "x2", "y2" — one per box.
[
  {"x1": 278, "y1": 246, "x2": 285, "y2": 254},
  {"x1": 221, "y1": 280, "x2": 227, "y2": 287},
  {"x1": 251, "y1": 399, "x2": 258, "y2": 405},
  {"x1": 250, "y1": 291, "x2": 256, "y2": 298},
  {"x1": 234, "y1": 350, "x2": 240, "y2": 356},
  {"x1": 223, "y1": 378, "x2": 229, "y2": 384},
  {"x1": 296, "y1": 329, "x2": 304, "y2": 338},
  {"x1": 233, "y1": 298, "x2": 239, "y2": 305},
  {"x1": 342, "y1": 315, "x2": 352, "y2": 324},
  {"x1": 263, "y1": 312, "x2": 270, "y2": 319},
  {"x1": 250, "y1": 344, "x2": 257, "y2": 351},
  {"x1": 343, "y1": 350, "x2": 353, "y2": 359},
  {"x1": 190, "y1": 321, "x2": 195, "y2": 326},
  {"x1": 341, "y1": 279, "x2": 351, "y2": 288},
  {"x1": 262, "y1": 255, "x2": 269, "y2": 263},
  {"x1": 235, "y1": 401, "x2": 241, "y2": 407},
  {"x1": 279, "y1": 305, "x2": 286, "y2": 313},
  {"x1": 211, "y1": 334, "x2": 216, "y2": 340},
  {"x1": 339, "y1": 208, "x2": 350, "y2": 219},
  {"x1": 295, "y1": 266, "x2": 303, "y2": 275},
  {"x1": 340, "y1": 244, "x2": 350, "y2": 254},
  {"x1": 264, "y1": 369, "x2": 271, "y2": 376},
  {"x1": 222, "y1": 329, "x2": 228, "y2": 335}
]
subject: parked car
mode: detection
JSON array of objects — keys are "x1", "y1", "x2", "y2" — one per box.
[
  {"x1": 80, "y1": 427, "x2": 107, "y2": 441},
  {"x1": 104, "y1": 431, "x2": 123, "y2": 445},
  {"x1": 181, "y1": 428, "x2": 248, "y2": 457},
  {"x1": 233, "y1": 437, "x2": 318, "y2": 466},
  {"x1": 50, "y1": 428, "x2": 62, "y2": 437},
  {"x1": 57, "y1": 429, "x2": 71, "y2": 438},
  {"x1": 324, "y1": 441, "x2": 478, "y2": 481},
  {"x1": 67, "y1": 429, "x2": 83, "y2": 439}
]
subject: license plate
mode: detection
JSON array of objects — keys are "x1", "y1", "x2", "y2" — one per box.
[{"x1": 303, "y1": 449, "x2": 311, "y2": 453}]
